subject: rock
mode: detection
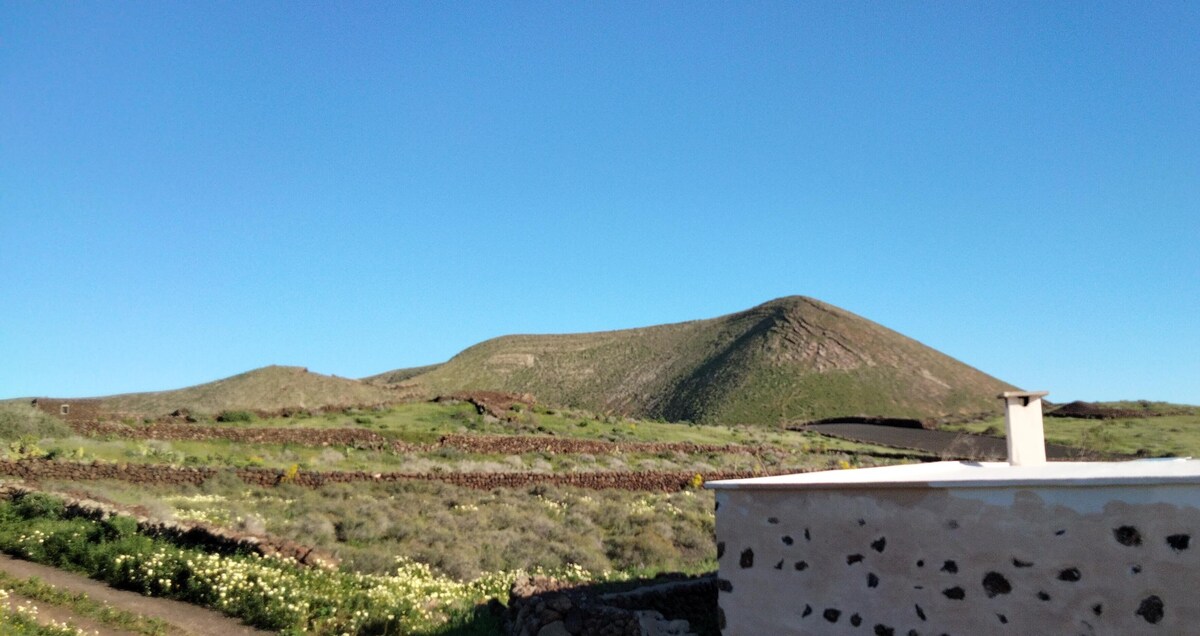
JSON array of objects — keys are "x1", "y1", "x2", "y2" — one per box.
[
  {"x1": 548, "y1": 594, "x2": 572, "y2": 612},
  {"x1": 538, "y1": 621, "x2": 571, "y2": 636},
  {"x1": 636, "y1": 610, "x2": 696, "y2": 636}
]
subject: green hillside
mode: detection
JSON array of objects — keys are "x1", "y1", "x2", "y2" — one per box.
[
  {"x1": 385, "y1": 296, "x2": 1017, "y2": 424},
  {"x1": 99, "y1": 365, "x2": 411, "y2": 416}
]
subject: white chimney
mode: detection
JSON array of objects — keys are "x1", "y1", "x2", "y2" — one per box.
[{"x1": 999, "y1": 391, "x2": 1049, "y2": 466}]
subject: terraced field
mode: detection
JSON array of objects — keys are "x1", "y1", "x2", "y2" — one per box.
[
  {"x1": 4, "y1": 395, "x2": 1185, "y2": 634},
  {"x1": 0, "y1": 397, "x2": 918, "y2": 634}
]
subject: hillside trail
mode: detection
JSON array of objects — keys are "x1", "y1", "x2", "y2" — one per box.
[
  {"x1": 0, "y1": 553, "x2": 273, "y2": 636},
  {"x1": 4, "y1": 590, "x2": 132, "y2": 635}
]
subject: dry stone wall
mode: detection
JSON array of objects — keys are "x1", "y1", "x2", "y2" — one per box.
[
  {"x1": 31, "y1": 398, "x2": 104, "y2": 423},
  {"x1": 65, "y1": 422, "x2": 753, "y2": 457},
  {"x1": 0, "y1": 458, "x2": 782, "y2": 492},
  {"x1": 506, "y1": 574, "x2": 710, "y2": 636},
  {"x1": 70, "y1": 421, "x2": 398, "y2": 449}
]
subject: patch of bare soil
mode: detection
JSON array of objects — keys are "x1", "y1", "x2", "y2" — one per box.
[{"x1": 0, "y1": 554, "x2": 272, "y2": 636}]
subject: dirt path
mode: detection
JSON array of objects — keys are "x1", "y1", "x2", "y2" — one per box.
[
  {"x1": 0, "y1": 554, "x2": 273, "y2": 636},
  {"x1": 5, "y1": 590, "x2": 135, "y2": 635}
]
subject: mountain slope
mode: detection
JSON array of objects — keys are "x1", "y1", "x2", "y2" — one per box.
[
  {"x1": 99, "y1": 366, "x2": 409, "y2": 415},
  {"x1": 392, "y1": 296, "x2": 1016, "y2": 424}
]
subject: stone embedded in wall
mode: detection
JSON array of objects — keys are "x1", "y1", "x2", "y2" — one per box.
[
  {"x1": 1166, "y1": 534, "x2": 1190, "y2": 551},
  {"x1": 1137, "y1": 596, "x2": 1164, "y2": 624},
  {"x1": 981, "y1": 572, "x2": 1012, "y2": 598},
  {"x1": 1058, "y1": 567, "x2": 1082, "y2": 582},
  {"x1": 1115, "y1": 525, "x2": 1143, "y2": 546}
]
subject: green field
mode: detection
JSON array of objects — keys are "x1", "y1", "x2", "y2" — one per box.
[{"x1": 942, "y1": 410, "x2": 1200, "y2": 458}]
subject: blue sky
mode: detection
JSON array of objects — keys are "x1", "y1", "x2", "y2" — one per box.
[{"x1": 2, "y1": 2, "x2": 1197, "y2": 404}]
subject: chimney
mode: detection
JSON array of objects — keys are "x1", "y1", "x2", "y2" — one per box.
[{"x1": 999, "y1": 391, "x2": 1049, "y2": 466}]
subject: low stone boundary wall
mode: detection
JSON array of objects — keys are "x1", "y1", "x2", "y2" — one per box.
[
  {"x1": 434, "y1": 434, "x2": 745, "y2": 456},
  {"x1": 506, "y1": 574, "x2": 714, "y2": 636},
  {"x1": 71, "y1": 421, "x2": 398, "y2": 449},
  {"x1": 603, "y1": 576, "x2": 717, "y2": 635},
  {"x1": 66, "y1": 422, "x2": 754, "y2": 457},
  {"x1": 0, "y1": 459, "x2": 785, "y2": 493}
]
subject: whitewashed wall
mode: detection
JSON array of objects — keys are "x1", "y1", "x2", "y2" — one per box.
[{"x1": 715, "y1": 484, "x2": 1200, "y2": 634}]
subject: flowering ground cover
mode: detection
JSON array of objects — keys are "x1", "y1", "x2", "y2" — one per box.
[
  {"x1": 0, "y1": 592, "x2": 94, "y2": 636},
  {"x1": 0, "y1": 491, "x2": 610, "y2": 635}
]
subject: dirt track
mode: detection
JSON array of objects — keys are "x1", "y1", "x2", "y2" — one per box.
[{"x1": 0, "y1": 553, "x2": 271, "y2": 636}]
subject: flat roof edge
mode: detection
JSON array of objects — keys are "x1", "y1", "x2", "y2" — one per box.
[{"x1": 706, "y1": 475, "x2": 1200, "y2": 491}]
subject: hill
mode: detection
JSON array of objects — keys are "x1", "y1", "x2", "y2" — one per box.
[
  {"x1": 97, "y1": 365, "x2": 411, "y2": 416},
  {"x1": 379, "y1": 296, "x2": 1017, "y2": 424},
  {"x1": 362, "y1": 363, "x2": 444, "y2": 386}
]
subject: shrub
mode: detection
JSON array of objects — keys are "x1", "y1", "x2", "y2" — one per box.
[
  {"x1": 215, "y1": 411, "x2": 254, "y2": 423},
  {"x1": 12, "y1": 493, "x2": 65, "y2": 520},
  {"x1": 0, "y1": 405, "x2": 70, "y2": 442}
]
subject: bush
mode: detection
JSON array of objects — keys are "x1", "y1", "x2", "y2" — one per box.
[
  {"x1": 215, "y1": 410, "x2": 254, "y2": 423},
  {"x1": 0, "y1": 405, "x2": 70, "y2": 442},
  {"x1": 12, "y1": 493, "x2": 65, "y2": 520}
]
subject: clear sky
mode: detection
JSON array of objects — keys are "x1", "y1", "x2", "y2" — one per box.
[{"x1": 2, "y1": 2, "x2": 1197, "y2": 404}]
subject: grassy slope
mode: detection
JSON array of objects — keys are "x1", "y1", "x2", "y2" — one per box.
[
  {"x1": 399, "y1": 296, "x2": 1016, "y2": 424},
  {"x1": 98, "y1": 366, "x2": 408, "y2": 416},
  {"x1": 362, "y1": 364, "x2": 444, "y2": 385}
]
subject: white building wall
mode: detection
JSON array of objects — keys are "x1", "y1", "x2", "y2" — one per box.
[{"x1": 715, "y1": 484, "x2": 1200, "y2": 634}]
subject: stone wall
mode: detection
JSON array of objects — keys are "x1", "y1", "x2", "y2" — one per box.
[
  {"x1": 65, "y1": 422, "x2": 752, "y2": 456},
  {"x1": 31, "y1": 398, "x2": 104, "y2": 423},
  {"x1": 70, "y1": 421, "x2": 398, "y2": 449},
  {"x1": 506, "y1": 574, "x2": 712, "y2": 636},
  {"x1": 0, "y1": 458, "x2": 782, "y2": 492},
  {"x1": 715, "y1": 484, "x2": 1200, "y2": 634}
]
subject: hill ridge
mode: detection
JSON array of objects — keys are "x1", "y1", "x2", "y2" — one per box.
[
  {"x1": 394, "y1": 296, "x2": 1016, "y2": 424},
  {"x1": 31, "y1": 297, "x2": 1016, "y2": 424},
  {"x1": 96, "y1": 365, "x2": 413, "y2": 415}
]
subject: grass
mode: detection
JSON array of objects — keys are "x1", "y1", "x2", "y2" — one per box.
[
  {"x1": 0, "y1": 570, "x2": 171, "y2": 635},
  {"x1": 0, "y1": 405, "x2": 71, "y2": 444},
  {"x1": 37, "y1": 477, "x2": 722, "y2": 579},
  {"x1": 14, "y1": 399, "x2": 907, "y2": 476},
  {"x1": 30, "y1": 434, "x2": 863, "y2": 476},
  {"x1": 1050, "y1": 400, "x2": 1200, "y2": 417},
  {"x1": 96, "y1": 365, "x2": 406, "y2": 417},
  {"x1": 942, "y1": 413, "x2": 1200, "y2": 457}
]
